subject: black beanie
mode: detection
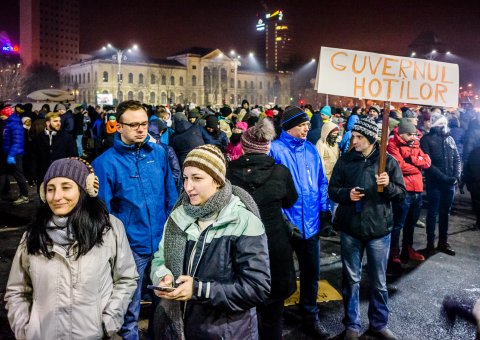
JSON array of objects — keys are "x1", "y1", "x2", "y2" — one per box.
[
  {"x1": 281, "y1": 106, "x2": 309, "y2": 131},
  {"x1": 205, "y1": 115, "x2": 218, "y2": 129},
  {"x1": 352, "y1": 117, "x2": 378, "y2": 145}
]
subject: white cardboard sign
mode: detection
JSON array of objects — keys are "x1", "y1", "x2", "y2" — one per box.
[{"x1": 316, "y1": 47, "x2": 459, "y2": 107}]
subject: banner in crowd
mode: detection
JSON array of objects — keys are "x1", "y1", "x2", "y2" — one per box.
[
  {"x1": 97, "y1": 93, "x2": 113, "y2": 105},
  {"x1": 316, "y1": 47, "x2": 459, "y2": 107}
]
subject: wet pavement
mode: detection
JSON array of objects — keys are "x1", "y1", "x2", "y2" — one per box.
[{"x1": 0, "y1": 185, "x2": 478, "y2": 340}]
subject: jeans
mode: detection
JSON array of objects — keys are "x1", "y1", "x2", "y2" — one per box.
[
  {"x1": 291, "y1": 235, "x2": 320, "y2": 320},
  {"x1": 75, "y1": 134, "x2": 83, "y2": 157},
  {"x1": 391, "y1": 192, "x2": 423, "y2": 251},
  {"x1": 426, "y1": 184, "x2": 455, "y2": 245},
  {"x1": 119, "y1": 251, "x2": 152, "y2": 340},
  {"x1": 341, "y1": 232, "x2": 390, "y2": 332}
]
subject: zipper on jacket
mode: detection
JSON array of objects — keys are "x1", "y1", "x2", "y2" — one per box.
[{"x1": 183, "y1": 227, "x2": 211, "y2": 319}]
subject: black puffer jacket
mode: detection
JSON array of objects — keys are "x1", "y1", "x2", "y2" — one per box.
[
  {"x1": 227, "y1": 154, "x2": 298, "y2": 302},
  {"x1": 328, "y1": 146, "x2": 406, "y2": 240},
  {"x1": 420, "y1": 127, "x2": 462, "y2": 188}
]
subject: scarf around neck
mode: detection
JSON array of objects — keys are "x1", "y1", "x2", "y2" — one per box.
[
  {"x1": 181, "y1": 180, "x2": 232, "y2": 220},
  {"x1": 46, "y1": 215, "x2": 76, "y2": 246},
  {"x1": 106, "y1": 120, "x2": 117, "y2": 134}
]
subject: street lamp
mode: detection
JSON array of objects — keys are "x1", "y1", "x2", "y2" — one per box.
[
  {"x1": 230, "y1": 51, "x2": 242, "y2": 107},
  {"x1": 102, "y1": 43, "x2": 139, "y2": 102}
]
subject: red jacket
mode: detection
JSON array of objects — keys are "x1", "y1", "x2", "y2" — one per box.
[{"x1": 387, "y1": 132, "x2": 431, "y2": 192}]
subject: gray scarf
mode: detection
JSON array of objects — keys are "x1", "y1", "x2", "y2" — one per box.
[
  {"x1": 181, "y1": 180, "x2": 232, "y2": 220},
  {"x1": 153, "y1": 180, "x2": 259, "y2": 340},
  {"x1": 46, "y1": 215, "x2": 76, "y2": 246}
]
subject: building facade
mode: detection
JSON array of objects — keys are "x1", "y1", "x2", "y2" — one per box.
[
  {"x1": 20, "y1": 0, "x2": 80, "y2": 68},
  {"x1": 59, "y1": 48, "x2": 293, "y2": 107}
]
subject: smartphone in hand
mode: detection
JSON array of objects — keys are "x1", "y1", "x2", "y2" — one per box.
[
  {"x1": 147, "y1": 284, "x2": 176, "y2": 292},
  {"x1": 355, "y1": 187, "x2": 365, "y2": 194}
]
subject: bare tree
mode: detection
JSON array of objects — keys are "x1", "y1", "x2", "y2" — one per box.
[
  {"x1": 22, "y1": 62, "x2": 60, "y2": 95},
  {"x1": 0, "y1": 60, "x2": 23, "y2": 101}
]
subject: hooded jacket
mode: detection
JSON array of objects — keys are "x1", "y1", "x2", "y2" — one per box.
[
  {"x1": 5, "y1": 215, "x2": 139, "y2": 340},
  {"x1": 92, "y1": 134, "x2": 178, "y2": 255},
  {"x1": 328, "y1": 146, "x2": 406, "y2": 240},
  {"x1": 387, "y1": 132, "x2": 431, "y2": 192},
  {"x1": 2, "y1": 114, "x2": 24, "y2": 157},
  {"x1": 269, "y1": 130, "x2": 329, "y2": 239},
  {"x1": 316, "y1": 121, "x2": 340, "y2": 182},
  {"x1": 169, "y1": 120, "x2": 205, "y2": 165},
  {"x1": 151, "y1": 194, "x2": 270, "y2": 340},
  {"x1": 227, "y1": 154, "x2": 297, "y2": 302}
]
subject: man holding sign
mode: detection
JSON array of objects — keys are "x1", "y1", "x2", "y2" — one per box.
[{"x1": 329, "y1": 118, "x2": 406, "y2": 340}]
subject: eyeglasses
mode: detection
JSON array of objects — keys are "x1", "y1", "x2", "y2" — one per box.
[{"x1": 119, "y1": 121, "x2": 148, "y2": 130}]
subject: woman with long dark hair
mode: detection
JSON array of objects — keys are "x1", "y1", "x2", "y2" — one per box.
[{"x1": 5, "y1": 157, "x2": 138, "y2": 339}]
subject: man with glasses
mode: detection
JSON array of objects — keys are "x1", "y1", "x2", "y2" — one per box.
[
  {"x1": 387, "y1": 118, "x2": 431, "y2": 267},
  {"x1": 92, "y1": 100, "x2": 178, "y2": 340},
  {"x1": 270, "y1": 106, "x2": 331, "y2": 339}
]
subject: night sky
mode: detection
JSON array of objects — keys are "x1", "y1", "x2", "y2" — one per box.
[{"x1": 2, "y1": 0, "x2": 480, "y2": 83}]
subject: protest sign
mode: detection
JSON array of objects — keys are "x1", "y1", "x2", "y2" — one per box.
[{"x1": 316, "y1": 47, "x2": 459, "y2": 107}]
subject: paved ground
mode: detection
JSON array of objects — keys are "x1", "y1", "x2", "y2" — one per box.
[{"x1": 0, "y1": 184, "x2": 478, "y2": 339}]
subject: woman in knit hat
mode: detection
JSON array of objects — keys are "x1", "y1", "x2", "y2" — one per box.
[
  {"x1": 227, "y1": 119, "x2": 298, "y2": 340},
  {"x1": 150, "y1": 144, "x2": 270, "y2": 340},
  {"x1": 5, "y1": 157, "x2": 138, "y2": 339}
]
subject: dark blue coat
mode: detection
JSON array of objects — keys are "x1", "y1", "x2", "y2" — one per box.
[
  {"x1": 201, "y1": 127, "x2": 228, "y2": 151},
  {"x1": 169, "y1": 120, "x2": 205, "y2": 165}
]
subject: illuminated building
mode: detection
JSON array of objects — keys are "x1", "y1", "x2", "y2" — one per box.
[
  {"x1": 59, "y1": 47, "x2": 292, "y2": 107},
  {"x1": 20, "y1": 0, "x2": 79, "y2": 68},
  {"x1": 255, "y1": 9, "x2": 293, "y2": 71}
]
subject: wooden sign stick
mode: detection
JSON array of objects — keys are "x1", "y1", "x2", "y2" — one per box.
[{"x1": 377, "y1": 101, "x2": 390, "y2": 192}]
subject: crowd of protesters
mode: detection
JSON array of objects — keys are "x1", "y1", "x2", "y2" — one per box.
[{"x1": 2, "y1": 97, "x2": 480, "y2": 340}]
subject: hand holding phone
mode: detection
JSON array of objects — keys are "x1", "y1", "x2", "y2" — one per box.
[
  {"x1": 355, "y1": 187, "x2": 365, "y2": 194},
  {"x1": 147, "y1": 284, "x2": 176, "y2": 292},
  {"x1": 350, "y1": 187, "x2": 365, "y2": 201}
]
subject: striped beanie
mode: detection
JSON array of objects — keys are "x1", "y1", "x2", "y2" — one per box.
[
  {"x1": 352, "y1": 117, "x2": 379, "y2": 145},
  {"x1": 183, "y1": 145, "x2": 226, "y2": 186},
  {"x1": 41, "y1": 157, "x2": 99, "y2": 201},
  {"x1": 281, "y1": 106, "x2": 309, "y2": 131},
  {"x1": 241, "y1": 118, "x2": 276, "y2": 154}
]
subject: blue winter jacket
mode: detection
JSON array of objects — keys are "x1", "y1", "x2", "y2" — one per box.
[
  {"x1": 92, "y1": 133, "x2": 178, "y2": 255},
  {"x1": 269, "y1": 130, "x2": 329, "y2": 239},
  {"x1": 2, "y1": 114, "x2": 24, "y2": 157}
]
